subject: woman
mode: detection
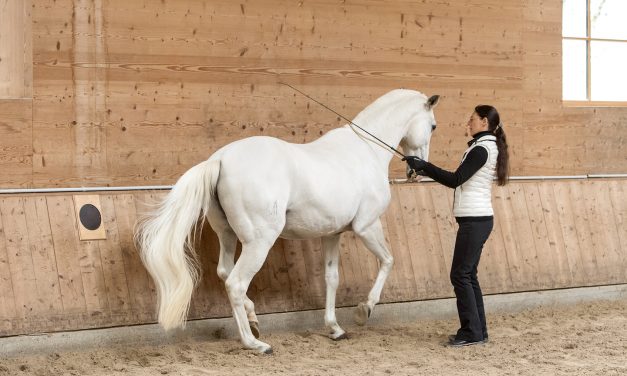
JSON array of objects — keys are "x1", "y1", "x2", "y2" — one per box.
[{"x1": 403, "y1": 105, "x2": 510, "y2": 347}]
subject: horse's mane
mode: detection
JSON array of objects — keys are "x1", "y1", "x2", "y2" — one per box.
[{"x1": 352, "y1": 89, "x2": 427, "y2": 125}]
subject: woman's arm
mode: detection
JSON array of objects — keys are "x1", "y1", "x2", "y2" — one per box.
[{"x1": 422, "y1": 146, "x2": 488, "y2": 188}]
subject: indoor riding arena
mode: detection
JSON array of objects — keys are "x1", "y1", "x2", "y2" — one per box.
[{"x1": 0, "y1": 1, "x2": 626, "y2": 375}]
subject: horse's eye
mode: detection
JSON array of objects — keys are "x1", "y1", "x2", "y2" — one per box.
[{"x1": 431, "y1": 124, "x2": 437, "y2": 131}]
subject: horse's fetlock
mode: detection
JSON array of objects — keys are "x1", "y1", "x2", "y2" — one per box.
[{"x1": 244, "y1": 299, "x2": 255, "y2": 312}]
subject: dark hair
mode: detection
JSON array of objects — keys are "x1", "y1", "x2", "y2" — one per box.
[{"x1": 475, "y1": 105, "x2": 509, "y2": 186}]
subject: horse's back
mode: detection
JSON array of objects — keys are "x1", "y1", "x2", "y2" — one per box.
[{"x1": 212, "y1": 134, "x2": 374, "y2": 239}]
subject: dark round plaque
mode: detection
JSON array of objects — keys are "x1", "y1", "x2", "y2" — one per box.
[{"x1": 79, "y1": 204, "x2": 102, "y2": 231}]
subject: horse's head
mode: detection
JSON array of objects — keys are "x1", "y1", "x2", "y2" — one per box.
[{"x1": 399, "y1": 94, "x2": 440, "y2": 179}]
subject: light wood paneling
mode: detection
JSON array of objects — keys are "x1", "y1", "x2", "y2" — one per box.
[
  {"x1": 0, "y1": 0, "x2": 626, "y2": 336},
  {"x1": 0, "y1": 0, "x2": 622, "y2": 188},
  {"x1": 1, "y1": 179, "x2": 625, "y2": 336},
  {"x1": 0, "y1": 100, "x2": 32, "y2": 188},
  {"x1": 0, "y1": 198, "x2": 43, "y2": 317},
  {"x1": 0, "y1": 0, "x2": 32, "y2": 98}
]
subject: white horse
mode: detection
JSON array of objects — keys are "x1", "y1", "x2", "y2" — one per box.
[{"x1": 136, "y1": 89, "x2": 440, "y2": 354}]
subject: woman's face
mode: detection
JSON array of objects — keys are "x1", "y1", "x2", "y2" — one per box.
[{"x1": 466, "y1": 112, "x2": 489, "y2": 137}]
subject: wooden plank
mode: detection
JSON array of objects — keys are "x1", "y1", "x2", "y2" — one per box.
[
  {"x1": 581, "y1": 181, "x2": 624, "y2": 283},
  {"x1": 492, "y1": 183, "x2": 530, "y2": 291},
  {"x1": 0, "y1": 100, "x2": 32, "y2": 188},
  {"x1": 188, "y1": 222, "x2": 216, "y2": 319},
  {"x1": 114, "y1": 193, "x2": 156, "y2": 321},
  {"x1": 281, "y1": 239, "x2": 315, "y2": 310},
  {"x1": 396, "y1": 185, "x2": 429, "y2": 298},
  {"x1": 567, "y1": 181, "x2": 603, "y2": 285},
  {"x1": 414, "y1": 184, "x2": 449, "y2": 297},
  {"x1": 607, "y1": 181, "x2": 627, "y2": 272},
  {"x1": 97, "y1": 195, "x2": 131, "y2": 315},
  {"x1": 382, "y1": 186, "x2": 418, "y2": 300},
  {"x1": 431, "y1": 185, "x2": 455, "y2": 274},
  {"x1": 0, "y1": 198, "x2": 42, "y2": 316},
  {"x1": 292, "y1": 239, "x2": 323, "y2": 309},
  {"x1": 76, "y1": 238, "x2": 109, "y2": 316},
  {"x1": 0, "y1": 209, "x2": 17, "y2": 331},
  {"x1": 551, "y1": 182, "x2": 587, "y2": 286},
  {"x1": 0, "y1": 0, "x2": 32, "y2": 98},
  {"x1": 536, "y1": 182, "x2": 573, "y2": 288},
  {"x1": 478, "y1": 186, "x2": 513, "y2": 294},
  {"x1": 338, "y1": 232, "x2": 364, "y2": 305},
  {"x1": 23, "y1": 196, "x2": 63, "y2": 314},
  {"x1": 524, "y1": 182, "x2": 565, "y2": 288},
  {"x1": 46, "y1": 196, "x2": 86, "y2": 313},
  {"x1": 507, "y1": 184, "x2": 543, "y2": 289},
  {"x1": 261, "y1": 240, "x2": 295, "y2": 313}
]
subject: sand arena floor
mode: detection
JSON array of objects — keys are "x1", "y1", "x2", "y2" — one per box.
[{"x1": 0, "y1": 299, "x2": 625, "y2": 376}]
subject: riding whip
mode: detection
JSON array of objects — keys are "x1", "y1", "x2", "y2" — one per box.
[{"x1": 279, "y1": 82, "x2": 407, "y2": 159}]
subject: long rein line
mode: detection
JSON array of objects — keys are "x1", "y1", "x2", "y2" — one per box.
[{"x1": 279, "y1": 82, "x2": 406, "y2": 160}]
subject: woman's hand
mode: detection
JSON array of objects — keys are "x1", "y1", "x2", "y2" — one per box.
[{"x1": 402, "y1": 156, "x2": 427, "y2": 171}]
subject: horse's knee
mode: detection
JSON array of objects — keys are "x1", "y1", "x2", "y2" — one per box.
[
  {"x1": 325, "y1": 270, "x2": 339, "y2": 289},
  {"x1": 217, "y1": 267, "x2": 229, "y2": 281}
]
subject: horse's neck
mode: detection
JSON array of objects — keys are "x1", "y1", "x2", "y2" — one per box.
[{"x1": 349, "y1": 107, "x2": 412, "y2": 168}]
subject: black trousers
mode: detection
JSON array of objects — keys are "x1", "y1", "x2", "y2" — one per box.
[{"x1": 451, "y1": 218, "x2": 493, "y2": 341}]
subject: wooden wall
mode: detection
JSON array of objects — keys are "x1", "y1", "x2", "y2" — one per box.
[
  {"x1": 0, "y1": 179, "x2": 625, "y2": 336},
  {"x1": 0, "y1": 0, "x2": 626, "y2": 336},
  {"x1": 0, "y1": 0, "x2": 625, "y2": 189}
]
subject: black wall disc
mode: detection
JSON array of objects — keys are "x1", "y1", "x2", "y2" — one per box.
[{"x1": 79, "y1": 204, "x2": 102, "y2": 231}]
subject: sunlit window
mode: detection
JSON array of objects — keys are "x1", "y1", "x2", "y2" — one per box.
[{"x1": 563, "y1": 0, "x2": 627, "y2": 103}]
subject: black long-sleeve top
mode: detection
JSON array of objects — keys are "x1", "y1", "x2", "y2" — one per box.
[{"x1": 421, "y1": 131, "x2": 492, "y2": 188}]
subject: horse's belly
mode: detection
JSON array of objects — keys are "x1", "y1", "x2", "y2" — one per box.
[{"x1": 280, "y1": 209, "x2": 352, "y2": 240}]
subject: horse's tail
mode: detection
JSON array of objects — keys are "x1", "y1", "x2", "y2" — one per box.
[{"x1": 135, "y1": 159, "x2": 220, "y2": 330}]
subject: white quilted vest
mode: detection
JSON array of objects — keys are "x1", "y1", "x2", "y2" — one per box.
[{"x1": 453, "y1": 134, "x2": 498, "y2": 217}]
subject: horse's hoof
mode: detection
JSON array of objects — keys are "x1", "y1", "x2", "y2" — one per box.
[
  {"x1": 331, "y1": 332, "x2": 349, "y2": 341},
  {"x1": 354, "y1": 303, "x2": 371, "y2": 326},
  {"x1": 249, "y1": 321, "x2": 260, "y2": 339},
  {"x1": 263, "y1": 347, "x2": 273, "y2": 355}
]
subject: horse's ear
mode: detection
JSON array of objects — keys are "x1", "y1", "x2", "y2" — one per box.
[{"x1": 426, "y1": 95, "x2": 440, "y2": 110}]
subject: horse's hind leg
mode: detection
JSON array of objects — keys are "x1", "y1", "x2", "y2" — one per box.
[
  {"x1": 322, "y1": 234, "x2": 348, "y2": 340},
  {"x1": 208, "y1": 203, "x2": 261, "y2": 338},
  {"x1": 353, "y1": 219, "x2": 394, "y2": 325},
  {"x1": 214, "y1": 228, "x2": 261, "y2": 338},
  {"x1": 225, "y1": 238, "x2": 274, "y2": 354}
]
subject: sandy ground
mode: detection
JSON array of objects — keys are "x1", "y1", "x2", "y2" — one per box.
[{"x1": 1, "y1": 299, "x2": 625, "y2": 376}]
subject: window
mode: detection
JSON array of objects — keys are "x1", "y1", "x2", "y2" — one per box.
[{"x1": 562, "y1": 0, "x2": 627, "y2": 104}]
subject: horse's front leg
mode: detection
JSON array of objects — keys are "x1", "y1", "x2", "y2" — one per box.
[
  {"x1": 322, "y1": 234, "x2": 348, "y2": 340},
  {"x1": 353, "y1": 219, "x2": 394, "y2": 325}
]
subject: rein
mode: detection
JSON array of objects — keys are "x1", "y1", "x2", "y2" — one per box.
[{"x1": 279, "y1": 82, "x2": 406, "y2": 160}]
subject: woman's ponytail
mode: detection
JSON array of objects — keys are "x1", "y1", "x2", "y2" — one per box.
[
  {"x1": 474, "y1": 105, "x2": 510, "y2": 186},
  {"x1": 493, "y1": 124, "x2": 510, "y2": 186}
]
